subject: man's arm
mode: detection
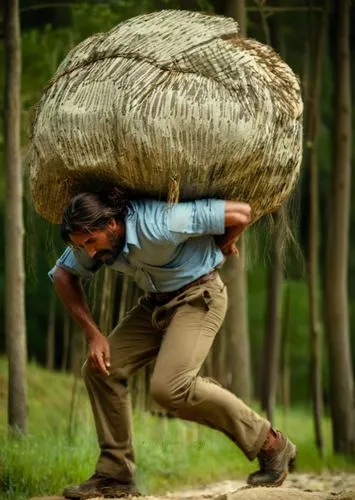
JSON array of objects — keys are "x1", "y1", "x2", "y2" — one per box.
[
  {"x1": 214, "y1": 201, "x2": 252, "y2": 255},
  {"x1": 143, "y1": 198, "x2": 251, "y2": 251},
  {"x1": 52, "y1": 267, "x2": 110, "y2": 376}
]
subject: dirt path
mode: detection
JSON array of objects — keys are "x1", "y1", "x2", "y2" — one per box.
[
  {"x1": 167, "y1": 473, "x2": 355, "y2": 499},
  {"x1": 31, "y1": 473, "x2": 355, "y2": 500}
]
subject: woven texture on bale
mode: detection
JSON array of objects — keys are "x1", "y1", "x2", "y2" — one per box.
[{"x1": 28, "y1": 9, "x2": 303, "y2": 224}]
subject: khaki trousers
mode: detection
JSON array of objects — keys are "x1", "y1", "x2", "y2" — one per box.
[{"x1": 82, "y1": 272, "x2": 270, "y2": 482}]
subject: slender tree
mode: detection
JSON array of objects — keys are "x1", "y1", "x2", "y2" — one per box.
[
  {"x1": 279, "y1": 283, "x2": 291, "y2": 415},
  {"x1": 261, "y1": 214, "x2": 283, "y2": 424},
  {"x1": 324, "y1": 0, "x2": 355, "y2": 454},
  {"x1": 61, "y1": 311, "x2": 71, "y2": 372},
  {"x1": 119, "y1": 275, "x2": 131, "y2": 321},
  {"x1": 4, "y1": 0, "x2": 27, "y2": 433},
  {"x1": 223, "y1": 0, "x2": 251, "y2": 403},
  {"x1": 99, "y1": 268, "x2": 117, "y2": 335},
  {"x1": 305, "y1": 0, "x2": 329, "y2": 458},
  {"x1": 46, "y1": 290, "x2": 56, "y2": 370},
  {"x1": 258, "y1": 12, "x2": 284, "y2": 425}
]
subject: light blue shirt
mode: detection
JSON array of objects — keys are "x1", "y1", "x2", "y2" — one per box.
[{"x1": 49, "y1": 199, "x2": 226, "y2": 292}]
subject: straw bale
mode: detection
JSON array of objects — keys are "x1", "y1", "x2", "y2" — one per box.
[{"x1": 27, "y1": 9, "x2": 303, "y2": 224}]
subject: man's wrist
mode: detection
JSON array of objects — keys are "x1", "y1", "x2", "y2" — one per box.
[{"x1": 84, "y1": 327, "x2": 102, "y2": 343}]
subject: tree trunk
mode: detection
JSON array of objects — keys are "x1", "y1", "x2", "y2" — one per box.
[
  {"x1": 99, "y1": 268, "x2": 117, "y2": 335},
  {"x1": 279, "y1": 283, "x2": 291, "y2": 415},
  {"x1": 224, "y1": 0, "x2": 246, "y2": 33},
  {"x1": 261, "y1": 214, "x2": 283, "y2": 425},
  {"x1": 305, "y1": 0, "x2": 329, "y2": 458},
  {"x1": 222, "y1": 0, "x2": 251, "y2": 403},
  {"x1": 61, "y1": 312, "x2": 71, "y2": 372},
  {"x1": 222, "y1": 245, "x2": 251, "y2": 401},
  {"x1": 70, "y1": 324, "x2": 84, "y2": 374},
  {"x1": 46, "y1": 290, "x2": 56, "y2": 371},
  {"x1": 4, "y1": 0, "x2": 27, "y2": 433},
  {"x1": 324, "y1": 0, "x2": 355, "y2": 455},
  {"x1": 259, "y1": 17, "x2": 284, "y2": 426},
  {"x1": 107, "y1": 272, "x2": 118, "y2": 331},
  {"x1": 119, "y1": 275, "x2": 130, "y2": 321}
]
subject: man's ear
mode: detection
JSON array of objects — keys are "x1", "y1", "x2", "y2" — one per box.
[{"x1": 108, "y1": 218, "x2": 118, "y2": 230}]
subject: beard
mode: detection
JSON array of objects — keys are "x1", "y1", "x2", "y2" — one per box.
[{"x1": 94, "y1": 231, "x2": 125, "y2": 265}]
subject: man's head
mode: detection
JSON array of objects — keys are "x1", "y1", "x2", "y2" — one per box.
[{"x1": 61, "y1": 189, "x2": 127, "y2": 264}]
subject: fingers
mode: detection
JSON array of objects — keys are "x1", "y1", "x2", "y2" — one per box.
[
  {"x1": 236, "y1": 211, "x2": 252, "y2": 226},
  {"x1": 225, "y1": 201, "x2": 252, "y2": 221},
  {"x1": 232, "y1": 246, "x2": 239, "y2": 256},
  {"x1": 89, "y1": 350, "x2": 110, "y2": 376},
  {"x1": 225, "y1": 248, "x2": 239, "y2": 256},
  {"x1": 225, "y1": 209, "x2": 252, "y2": 228},
  {"x1": 222, "y1": 243, "x2": 239, "y2": 256},
  {"x1": 235, "y1": 202, "x2": 252, "y2": 216},
  {"x1": 235, "y1": 204, "x2": 252, "y2": 226},
  {"x1": 97, "y1": 353, "x2": 110, "y2": 376},
  {"x1": 103, "y1": 344, "x2": 111, "y2": 370},
  {"x1": 89, "y1": 353, "x2": 100, "y2": 373}
]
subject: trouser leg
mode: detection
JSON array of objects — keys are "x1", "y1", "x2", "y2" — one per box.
[
  {"x1": 150, "y1": 274, "x2": 270, "y2": 461},
  {"x1": 83, "y1": 297, "x2": 161, "y2": 481}
]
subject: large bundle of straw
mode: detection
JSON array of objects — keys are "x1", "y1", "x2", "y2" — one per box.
[{"x1": 28, "y1": 9, "x2": 303, "y2": 224}]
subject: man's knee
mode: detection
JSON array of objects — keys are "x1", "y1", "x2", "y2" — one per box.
[
  {"x1": 150, "y1": 376, "x2": 192, "y2": 410},
  {"x1": 81, "y1": 360, "x2": 128, "y2": 385}
]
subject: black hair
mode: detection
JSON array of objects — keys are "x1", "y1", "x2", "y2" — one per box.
[{"x1": 60, "y1": 187, "x2": 129, "y2": 244}]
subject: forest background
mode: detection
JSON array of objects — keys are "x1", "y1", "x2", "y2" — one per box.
[{"x1": 1, "y1": 0, "x2": 355, "y2": 499}]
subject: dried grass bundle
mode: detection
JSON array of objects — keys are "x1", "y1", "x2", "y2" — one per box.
[{"x1": 27, "y1": 9, "x2": 303, "y2": 224}]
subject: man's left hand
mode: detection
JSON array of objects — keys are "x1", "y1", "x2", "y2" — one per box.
[
  {"x1": 220, "y1": 242, "x2": 239, "y2": 256},
  {"x1": 215, "y1": 201, "x2": 251, "y2": 255}
]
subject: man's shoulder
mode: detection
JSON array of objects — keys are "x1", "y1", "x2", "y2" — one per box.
[
  {"x1": 129, "y1": 199, "x2": 168, "y2": 215},
  {"x1": 126, "y1": 199, "x2": 170, "y2": 244},
  {"x1": 130, "y1": 198, "x2": 168, "y2": 207}
]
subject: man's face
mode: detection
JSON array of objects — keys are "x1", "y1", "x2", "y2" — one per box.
[{"x1": 69, "y1": 219, "x2": 125, "y2": 265}]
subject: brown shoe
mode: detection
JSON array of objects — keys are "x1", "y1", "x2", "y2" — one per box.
[
  {"x1": 63, "y1": 473, "x2": 141, "y2": 499},
  {"x1": 247, "y1": 429, "x2": 296, "y2": 487}
]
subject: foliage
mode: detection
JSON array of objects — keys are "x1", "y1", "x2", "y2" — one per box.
[
  {"x1": 0, "y1": 358, "x2": 354, "y2": 499},
  {"x1": 0, "y1": 0, "x2": 355, "y2": 407}
]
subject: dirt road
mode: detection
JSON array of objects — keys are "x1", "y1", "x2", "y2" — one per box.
[
  {"x1": 167, "y1": 473, "x2": 355, "y2": 499},
  {"x1": 31, "y1": 473, "x2": 355, "y2": 500}
]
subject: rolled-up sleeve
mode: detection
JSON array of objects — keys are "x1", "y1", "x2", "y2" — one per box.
[
  {"x1": 165, "y1": 199, "x2": 225, "y2": 244},
  {"x1": 48, "y1": 247, "x2": 97, "y2": 282}
]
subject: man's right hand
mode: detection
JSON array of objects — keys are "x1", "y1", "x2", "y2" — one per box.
[
  {"x1": 87, "y1": 333, "x2": 111, "y2": 376},
  {"x1": 53, "y1": 268, "x2": 111, "y2": 375}
]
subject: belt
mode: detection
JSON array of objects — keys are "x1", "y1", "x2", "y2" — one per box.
[{"x1": 149, "y1": 270, "x2": 217, "y2": 305}]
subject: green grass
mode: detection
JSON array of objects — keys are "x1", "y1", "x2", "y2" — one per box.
[{"x1": 0, "y1": 358, "x2": 354, "y2": 499}]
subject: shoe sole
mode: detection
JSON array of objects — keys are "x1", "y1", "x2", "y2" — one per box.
[
  {"x1": 63, "y1": 494, "x2": 101, "y2": 499},
  {"x1": 247, "y1": 453, "x2": 297, "y2": 488},
  {"x1": 63, "y1": 489, "x2": 141, "y2": 499},
  {"x1": 63, "y1": 495, "x2": 98, "y2": 499},
  {"x1": 64, "y1": 492, "x2": 140, "y2": 499}
]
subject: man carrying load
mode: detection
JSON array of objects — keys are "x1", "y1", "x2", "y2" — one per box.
[{"x1": 50, "y1": 188, "x2": 296, "y2": 499}]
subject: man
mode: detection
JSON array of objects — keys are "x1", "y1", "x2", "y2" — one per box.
[{"x1": 50, "y1": 189, "x2": 296, "y2": 499}]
